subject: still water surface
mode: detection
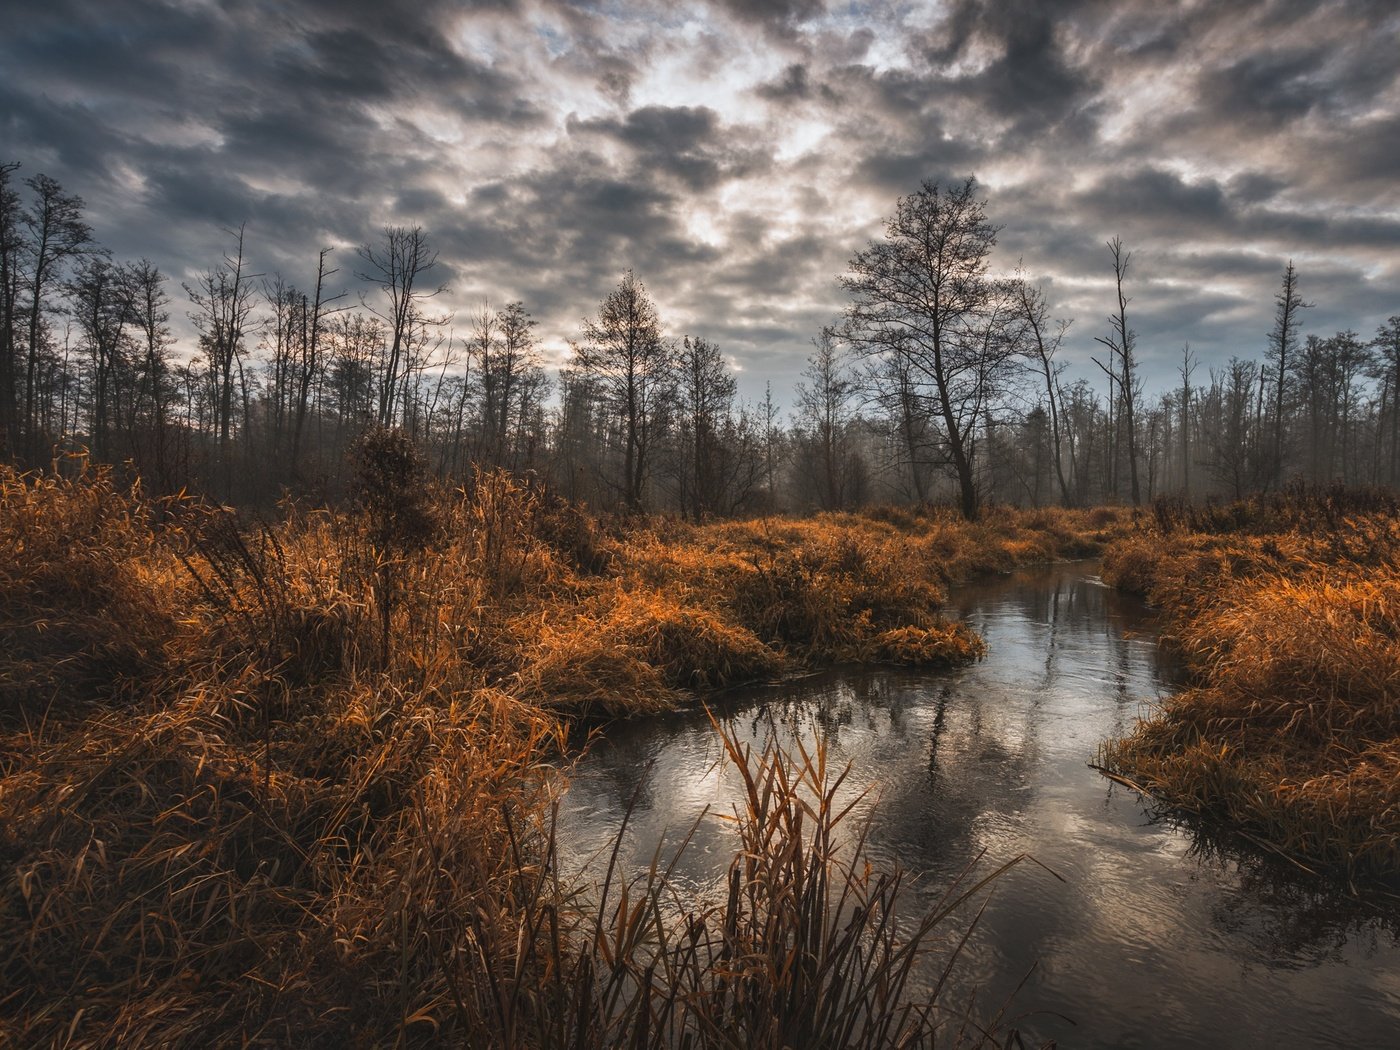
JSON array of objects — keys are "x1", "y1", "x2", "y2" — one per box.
[{"x1": 558, "y1": 561, "x2": 1400, "y2": 1048}]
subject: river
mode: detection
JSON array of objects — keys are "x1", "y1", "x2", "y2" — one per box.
[{"x1": 556, "y1": 560, "x2": 1400, "y2": 1047}]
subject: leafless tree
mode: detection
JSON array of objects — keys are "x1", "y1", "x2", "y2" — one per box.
[
  {"x1": 1265, "y1": 260, "x2": 1310, "y2": 489},
  {"x1": 1177, "y1": 343, "x2": 1196, "y2": 496},
  {"x1": 122, "y1": 258, "x2": 175, "y2": 486},
  {"x1": 842, "y1": 177, "x2": 1006, "y2": 519},
  {"x1": 185, "y1": 225, "x2": 260, "y2": 494},
  {"x1": 1014, "y1": 276, "x2": 1073, "y2": 505},
  {"x1": 356, "y1": 225, "x2": 446, "y2": 427},
  {"x1": 1094, "y1": 237, "x2": 1141, "y2": 506},
  {"x1": 66, "y1": 254, "x2": 126, "y2": 458},
  {"x1": 20, "y1": 173, "x2": 93, "y2": 457},
  {"x1": 672, "y1": 334, "x2": 738, "y2": 519},
  {"x1": 573, "y1": 271, "x2": 674, "y2": 511},
  {"x1": 290, "y1": 249, "x2": 344, "y2": 475},
  {"x1": 0, "y1": 162, "x2": 23, "y2": 456},
  {"x1": 468, "y1": 300, "x2": 544, "y2": 471},
  {"x1": 794, "y1": 328, "x2": 858, "y2": 511},
  {"x1": 1370, "y1": 316, "x2": 1400, "y2": 483}
]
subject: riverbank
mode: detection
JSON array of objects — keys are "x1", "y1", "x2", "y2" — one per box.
[
  {"x1": 0, "y1": 460, "x2": 1121, "y2": 1046},
  {"x1": 561, "y1": 562, "x2": 1400, "y2": 1048},
  {"x1": 1100, "y1": 488, "x2": 1400, "y2": 882}
]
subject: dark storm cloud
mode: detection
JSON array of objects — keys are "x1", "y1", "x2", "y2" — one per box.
[
  {"x1": 756, "y1": 63, "x2": 818, "y2": 104},
  {"x1": 2, "y1": 0, "x2": 1397, "y2": 398},
  {"x1": 1205, "y1": 46, "x2": 1335, "y2": 128},
  {"x1": 431, "y1": 161, "x2": 731, "y2": 328},
  {"x1": 567, "y1": 105, "x2": 770, "y2": 191},
  {"x1": 1317, "y1": 112, "x2": 1400, "y2": 190},
  {"x1": 1081, "y1": 169, "x2": 1234, "y2": 230},
  {"x1": 1201, "y1": 17, "x2": 1397, "y2": 126},
  {"x1": 712, "y1": 0, "x2": 827, "y2": 40},
  {"x1": 854, "y1": 136, "x2": 986, "y2": 197},
  {"x1": 927, "y1": 0, "x2": 1099, "y2": 132}
]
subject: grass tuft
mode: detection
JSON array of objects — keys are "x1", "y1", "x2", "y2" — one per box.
[{"x1": 1101, "y1": 490, "x2": 1400, "y2": 880}]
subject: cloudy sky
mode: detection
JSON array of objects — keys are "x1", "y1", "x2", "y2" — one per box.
[{"x1": 5, "y1": 0, "x2": 1398, "y2": 403}]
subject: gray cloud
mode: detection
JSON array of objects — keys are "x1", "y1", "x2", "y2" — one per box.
[{"x1": 1, "y1": 0, "x2": 1397, "y2": 402}]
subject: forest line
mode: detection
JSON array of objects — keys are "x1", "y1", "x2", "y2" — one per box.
[
  {"x1": 2, "y1": 160, "x2": 1398, "y2": 514},
  {"x1": 7, "y1": 158, "x2": 1400, "y2": 1046}
]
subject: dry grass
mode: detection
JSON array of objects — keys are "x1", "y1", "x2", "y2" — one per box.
[
  {"x1": 0, "y1": 460, "x2": 1095, "y2": 1045},
  {"x1": 1100, "y1": 490, "x2": 1400, "y2": 881},
  {"x1": 537, "y1": 713, "x2": 1051, "y2": 1049}
]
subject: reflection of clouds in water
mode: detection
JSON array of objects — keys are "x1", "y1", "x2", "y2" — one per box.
[{"x1": 558, "y1": 562, "x2": 1400, "y2": 1049}]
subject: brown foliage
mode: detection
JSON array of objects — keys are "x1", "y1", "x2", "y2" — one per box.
[
  {"x1": 0, "y1": 462, "x2": 1093, "y2": 1044},
  {"x1": 1101, "y1": 491, "x2": 1400, "y2": 879}
]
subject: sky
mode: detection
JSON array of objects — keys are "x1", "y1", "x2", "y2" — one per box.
[{"x1": 4, "y1": 0, "x2": 1399, "y2": 405}]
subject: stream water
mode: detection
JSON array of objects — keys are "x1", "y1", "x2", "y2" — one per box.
[{"x1": 556, "y1": 560, "x2": 1400, "y2": 1047}]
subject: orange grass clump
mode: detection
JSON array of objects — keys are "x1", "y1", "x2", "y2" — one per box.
[
  {"x1": 1100, "y1": 490, "x2": 1400, "y2": 880},
  {"x1": 0, "y1": 459, "x2": 1096, "y2": 1045}
]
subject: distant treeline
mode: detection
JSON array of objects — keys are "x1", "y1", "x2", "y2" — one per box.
[{"x1": 2, "y1": 161, "x2": 1396, "y2": 516}]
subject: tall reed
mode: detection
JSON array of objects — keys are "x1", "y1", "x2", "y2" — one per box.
[{"x1": 441, "y1": 714, "x2": 1048, "y2": 1049}]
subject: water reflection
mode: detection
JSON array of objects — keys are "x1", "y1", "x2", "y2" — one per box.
[{"x1": 558, "y1": 561, "x2": 1400, "y2": 1048}]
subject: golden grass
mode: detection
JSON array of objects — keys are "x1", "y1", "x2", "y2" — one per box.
[
  {"x1": 0, "y1": 460, "x2": 1102, "y2": 1044},
  {"x1": 1100, "y1": 493, "x2": 1400, "y2": 880},
  {"x1": 522, "y1": 713, "x2": 1049, "y2": 1049}
]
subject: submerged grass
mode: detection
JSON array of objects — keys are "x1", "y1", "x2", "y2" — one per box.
[
  {"x1": 0, "y1": 460, "x2": 1099, "y2": 1045},
  {"x1": 1100, "y1": 488, "x2": 1400, "y2": 882}
]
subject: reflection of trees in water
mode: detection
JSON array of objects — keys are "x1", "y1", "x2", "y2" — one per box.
[
  {"x1": 953, "y1": 564, "x2": 1172, "y2": 666},
  {"x1": 907, "y1": 686, "x2": 1037, "y2": 858},
  {"x1": 911, "y1": 681, "x2": 1043, "y2": 863},
  {"x1": 561, "y1": 562, "x2": 1400, "y2": 1045},
  {"x1": 574, "y1": 567, "x2": 1177, "y2": 881},
  {"x1": 926, "y1": 684, "x2": 953, "y2": 771},
  {"x1": 1138, "y1": 802, "x2": 1400, "y2": 960},
  {"x1": 572, "y1": 730, "x2": 660, "y2": 815},
  {"x1": 576, "y1": 675, "x2": 922, "y2": 839},
  {"x1": 804, "y1": 671, "x2": 913, "y2": 741},
  {"x1": 863, "y1": 569, "x2": 1177, "y2": 986}
]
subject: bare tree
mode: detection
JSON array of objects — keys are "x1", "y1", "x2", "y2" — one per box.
[
  {"x1": 673, "y1": 334, "x2": 738, "y2": 519},
  {"x1": 1014, "y1": 276, "x2": 1073, "y2": 505},
  {"x1": 20, "y1": 173, "x2": 93, "y2": 457},
  {"x1": 1177, "y1": 343, "x2": 1196, "y2": 496},
  {"x1": 185, "y1": 225, "x2": 260, "y2": 494},
  {"x1": 794, "y1": 328, "x2": 857, "y2": 511},
  {"x1": 1265, "y1": 260, "x2": 1310, "y2": 489},
  {"x1": 327, "y1": 312, "x2": 382, "y2": 443},
  {"x1": 1094, "y1": 237, "x2": 1141, "y2": 506},
  {"x1": 0, "y1": 162, "x2": 23, "y2": 456},
  {"x1": 573, "y1": 271, "x2": 674, "y2": 511},
  {"x1": 66, "y1": 254, "x2": 126, "y2": 459},
  {"x1": 292, "y1": 249, "x2": 344, "y2": 475},
  {"x1": 842, "y1": 177, "x2": 1005, "y2": 519},
  {"x1": 469, "y1": 299, "x2": 543, "y2": 471},
  {"x1": 1328, "y1": 331, "x2": 1373, "y2": 484},
  {"x1": 122, "y1": 259, "x2": 174, "y2": 485},
  {"x1": 1370, "y1": 316, "x2": 1400, "y2": 483},
  {"x1": 1203, "y1": 357, "x2": 1262, "y2": 498},
  {"x1": 261, "y1": 274, "x2": 300, "y2": 459},
  {"x1": 863, "y1": 334, "x2": 936, "y2": 502},
  {"x1": 356, "y1": 225, "x2": 446, "y2": 427},
  {"x1": 761, "y1": 380, "x2": 782, "y2": 509}
]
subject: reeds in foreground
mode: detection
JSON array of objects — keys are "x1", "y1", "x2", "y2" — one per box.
[{"x1": 450, "y1": 714, "x2": 1052, "y2": 1049}]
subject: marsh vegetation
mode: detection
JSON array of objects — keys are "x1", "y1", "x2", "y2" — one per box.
[
  {"x1": 1101, "y1": 486, "x2": 1400, "y2": 883},
  {"x1": 0, "y1": 459, "x2": 1125, "y2": 1046}
]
